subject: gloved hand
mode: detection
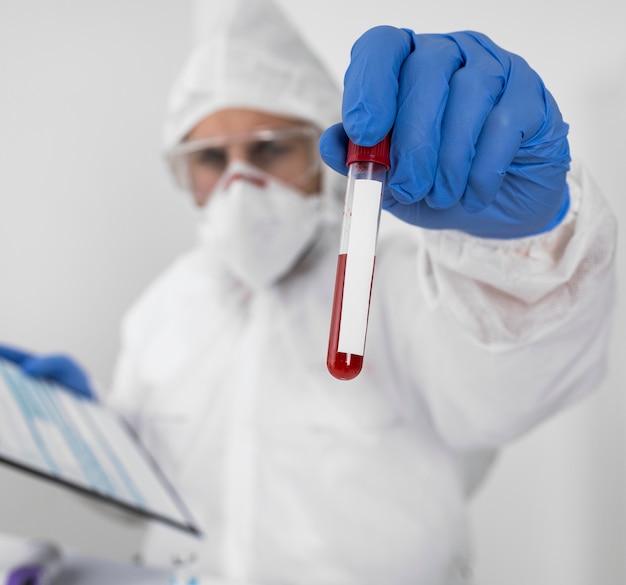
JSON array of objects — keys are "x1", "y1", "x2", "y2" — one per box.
[
  {"x1": 0, "y1": 343, "x2": 96, "y2": 400},
  {"x1": 319, "y1": 27, "x2": 571, "y2": 239}
]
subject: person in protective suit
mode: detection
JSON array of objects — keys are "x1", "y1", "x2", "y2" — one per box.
[{"x1": 0, "y1": 0, "x2": 617, "y2": 583}]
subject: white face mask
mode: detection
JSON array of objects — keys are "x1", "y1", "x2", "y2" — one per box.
[{"x1": 197, "y1": 161, "x2": 323, "y2": 290}]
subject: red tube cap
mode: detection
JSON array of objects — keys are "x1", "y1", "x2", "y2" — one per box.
[{"x1": 346, "y1": 133, "x2": 391, "y2": 169}]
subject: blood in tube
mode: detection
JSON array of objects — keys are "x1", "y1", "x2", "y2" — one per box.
[
  {"x1": 327, "y1": 253, "x2": 378, "y2": 379},
  {"x1": 327, "y1": 135, "x2": 391, "y2": 380}
]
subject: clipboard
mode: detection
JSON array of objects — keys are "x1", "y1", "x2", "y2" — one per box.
[{"x1": 0, "y1": 359, "x2": 200, "y2": 536}]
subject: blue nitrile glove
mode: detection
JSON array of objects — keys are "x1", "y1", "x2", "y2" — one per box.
[
  {"x1": 319, "y1": 27, "x2": 571, "y2": 239},
  {"x1": 0, "y1": 343, "x2": 96, "y2": 400}
]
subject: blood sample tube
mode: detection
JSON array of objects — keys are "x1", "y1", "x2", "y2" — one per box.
[{"x1": 327, "y1": 135, "x2": 391, "y2": 380}]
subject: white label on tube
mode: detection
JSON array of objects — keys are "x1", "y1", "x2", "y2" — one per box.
[{"x1": 338, "y1": 179, "x2": 381, "y2": 355}]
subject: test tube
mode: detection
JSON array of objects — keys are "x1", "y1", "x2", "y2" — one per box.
[{"x1": 327, "y1": 135, "x2": 391, "y2": 380}]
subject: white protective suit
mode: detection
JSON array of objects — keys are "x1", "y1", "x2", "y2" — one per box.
[{"x1": 108, "y1": 1, "x2": 618, "y2": 583}]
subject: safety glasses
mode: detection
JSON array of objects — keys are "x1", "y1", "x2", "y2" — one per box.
[{"x1": 168, "y1": 125, "x2": 322, "y2": 201}]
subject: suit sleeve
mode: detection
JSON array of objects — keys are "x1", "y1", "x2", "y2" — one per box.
[{"x1": 411, "y1": 160, "x2": 617, "y2": 449}]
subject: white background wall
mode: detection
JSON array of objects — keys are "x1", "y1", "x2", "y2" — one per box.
[{"x1": 0, "y1": 0, "x2": 624, "y2": 583}]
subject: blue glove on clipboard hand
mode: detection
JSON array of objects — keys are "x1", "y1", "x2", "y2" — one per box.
[
  {"x1": 320, "y1": 26, "x2": 571, "y2": 239},
  {"x1": 0, "y1": 344, "x2": 96, "y2": 401}
]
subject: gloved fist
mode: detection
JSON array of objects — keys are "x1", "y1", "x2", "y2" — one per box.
[
  {"x1": 0, "y1": 344, "x2": 96, "y2": 400},
  {"x1": 319, "y1": 27, "x2": 571, "y2": 239}
]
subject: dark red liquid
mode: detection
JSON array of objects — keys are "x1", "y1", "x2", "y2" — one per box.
[{"x1": 327, "y1": 253, "x2": 365, "y2": 380}]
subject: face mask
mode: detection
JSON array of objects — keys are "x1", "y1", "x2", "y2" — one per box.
[{"x1": 197, "y1": 161, "x2": 323, "y2": 290}]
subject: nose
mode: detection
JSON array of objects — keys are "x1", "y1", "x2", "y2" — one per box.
[
  {"x1": 224, "y1": 144, "x2": 250, "y2": 166},
  {"x1": 190, "y1": 144, "x2": 267, "y2": 208}
]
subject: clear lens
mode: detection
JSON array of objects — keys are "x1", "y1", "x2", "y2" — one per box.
[{"x1": 168, "y1": 125, "x2": 321, "y2": 200}]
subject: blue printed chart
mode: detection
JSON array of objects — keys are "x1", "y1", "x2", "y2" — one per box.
[{"x1": 0, "y1": 359, "x2": 199, "y2": 535}]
